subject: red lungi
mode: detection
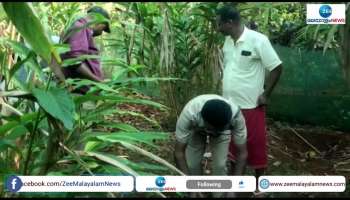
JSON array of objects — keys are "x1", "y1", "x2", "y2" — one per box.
[{"x1": 228, "y1": 106, "x2": 267, "y2": 169}]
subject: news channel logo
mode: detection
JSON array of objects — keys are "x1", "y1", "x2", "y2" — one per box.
[
  {"x1": 307, "y1": 4, "x2": 345, "y2": 24},
  {"x1": 6, "y1": 175, "x2": 23, "y2": 192},
  {"x1": 145, "y1": 176, "x2": 176, "y2": 192},
  {"x1": 319, "y1": 5, "x2": 332, "y2": 18},
  {"x1": 155, "y1": 176, "x2": 166, "y2": 187},
  {"x1": 259, "y1": 179, "x2": 270, "y2": 190}
]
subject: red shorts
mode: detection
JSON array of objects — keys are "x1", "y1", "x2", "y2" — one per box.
[{"x1": 228, "y1": 106, "x2": 267, "y2": 169}]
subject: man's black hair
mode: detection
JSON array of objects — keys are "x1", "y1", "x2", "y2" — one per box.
[
  {"x1": 201, "y1": 99, "x2": 233, "y2": 130},
  {"x1": 216, "y1": 5, "x2": 241, "y2": 23}
]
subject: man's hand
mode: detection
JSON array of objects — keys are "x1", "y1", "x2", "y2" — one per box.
[{"x1": 257, "y1": 93, "x2": 268, "y2": 106}]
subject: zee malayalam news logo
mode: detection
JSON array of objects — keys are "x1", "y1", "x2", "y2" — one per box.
[
  {"x1": 145, "y1": 176, "x2": 176, "y2": 192},
  {"x1": 155, "y1": 176, "x2": 166, "y2": 187},
  {"x1": 307, "y1": 4, "x2": 345, "y2": 24}
]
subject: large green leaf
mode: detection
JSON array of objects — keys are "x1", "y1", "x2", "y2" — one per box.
[
  {"x1": 81, "y1": 154, "x2": 164, "y2": 196},
  {"x1": 92, "y1": 131, "x2": 169, "y2": 149},
  {"x1": 118, "y1": 141, "x2": 185, "y2": 175},
  {"x1": 116, "y1": 109, "x2": 161, "y2": 128},
  {"x1": 52, "y1": 44, "x2": 71, "y2": 55},
  {"x1": 113, "y1": 77, "x2": 183, "y2": 85},
  {"x1": 9, "y1": 51, "x2": 35, "y2": 83},
  {"x1": 109, "y1": 156, "x2": 169, "y2": 172},
  {"x1": 102, "y1": 165, "x2": 123, "y2": 174},
  {"x1": 0, "y1": 139, "x2": 21, "y2": 155},
  {"x1": 129, "y1": 161, "x2": 169, "y2": 172},
  {"x1": 0, "y1": 39, "x2": 44, "y2": 80},
  {"x1": 79, "y1": 104, "x2": 133, "y2": 123},
  {"x1": 0, "y1": 121, "x2": 19, "y2": 136},
  {"x1": 74, "y1": 94, "x2": 167, "y2": 110},
  {"x1": 32, "y1": 87, "x2": 75, "y2": 130},
  {"x1": 66, "y1": 79, "x2": 120, "y2": 94},
  {"x1": 96, "y1": 134, "x2": 161, "y2": 148},
  {"x1": 86, "y1": 151, "x2": 139, "y2": 177},
  {"x1": 85, "y1": 152, "x2": 165, "y2": 197},
  {"x1": 0, "y1": 112, "x2": 38, "y2": 135},
  {"x1": 103, "y1": 123, "x2": 139, "y2": 132},
  {"x1": 111, "y1": 68, "x2": 129, "y2": 80},
  {"x1": 6, "y1": 125, "x2": 28, "y2": 140},
  {"x1": 2, "y1": 2, "x2": 53, "y2": 62},
  {"x1": 84, "y1": 141, "x2": 107, "y2": 152},
  {"x1": 0, "y1": 4, "x2": 6, "y2": 20}
]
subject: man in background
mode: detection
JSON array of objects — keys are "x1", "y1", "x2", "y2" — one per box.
[{"x1": 216, "y1": 5, "x2": 283, "y2": 196}]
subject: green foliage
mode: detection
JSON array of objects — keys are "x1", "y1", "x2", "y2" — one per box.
[
  {"x1": 32, "y1": 87, "x2": 76, "y2": 130},
  {"x1": 0, "y1": 4, "x2": 180, "y2": 198},
  {"x1": 1, "y1": 2, "x2": 348, "y2": 198},
  {"x1": 238, "y1": 2, "x2": 305, "y2": 46},
  {"x1": 86, "y1": 131, "x2": 169, "y2": 149},
  {"x1": 0, "y1": 112, "x2": 38, "y2": 136},
  {"x1": 2, "y1": 3, "x2": 53, "y2": 62},
  {"x1": 0, "y1": 38, "x2": 44, "y2": 83}
]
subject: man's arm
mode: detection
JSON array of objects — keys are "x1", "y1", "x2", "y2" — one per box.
[
  {"x1": 174, "y1": 141, "x2": 189, "y2": 175},
  {"x1": 76, "y1": 63, "x2": 103, "y2": 82},
  {"x1": 232, "y1": 110, "x2": 248, "y2": 175},
  {"x1": 49, "y1": 57, "x2": 66, "y2": 83},
  {"x1": 226, "y1": 142, "x2": 247, "y2": 198},
  {"x1": 258, "y1": 64, "x2": 282, "y2": 106},
  {"x1": 233, "y1": 143, "x2": 248, "y2": 175},
  {"x1": 174, "y1": 101, "x2": 195, "y2": 175},
  {"x1": 174, "y1": 140, "x2": 205, "y2": 198},
  {"x1": 257, "y1": 36, "x2": 283, "y2": 106},
  {"x1": 264, "y1": 64, "x2": 282, "y2": 97}
]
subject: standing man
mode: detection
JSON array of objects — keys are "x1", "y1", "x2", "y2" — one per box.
[
  {"x1": 216, "y1": 5, "x2": 283, "y2": 194},
  {"x1": 60, "y1": 6, "x2": 111, "y2": 90},
  {"x1": 174, "y1": 94, "x2": 247, "y2": 198}
]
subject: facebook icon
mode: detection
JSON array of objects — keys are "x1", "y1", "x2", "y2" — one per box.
[{"x1": 6, "y1": 175, "x2": 23, "y2": 192}]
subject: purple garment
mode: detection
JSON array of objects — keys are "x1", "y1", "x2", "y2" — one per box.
[{"x1": 61, "y1": 17, "x2": 103, "y2": 80}]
